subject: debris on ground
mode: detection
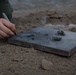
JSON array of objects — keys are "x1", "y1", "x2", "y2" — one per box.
[{"x1": 40, "y1": 59, "x2": 53, "y2": 70}]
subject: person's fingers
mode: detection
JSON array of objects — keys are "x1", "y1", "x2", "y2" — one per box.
[
  {"x1": 0, "y1": 21, "x2": 14, "y2": 36},
  {"x1": 0, "y1": 30, "x2": 9, "y2": 38},
  {"x1": 0, "y1": 18, "x2": 16, "y2": 33}
]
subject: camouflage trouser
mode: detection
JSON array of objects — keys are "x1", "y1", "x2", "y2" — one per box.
[{"x1": 0, "y1": 0, "x2": 13, "y2": 20}]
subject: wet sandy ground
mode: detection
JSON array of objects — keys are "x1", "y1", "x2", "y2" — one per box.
[{"x1": 0, "y1": 7, "x2": 76, "y2": 75}]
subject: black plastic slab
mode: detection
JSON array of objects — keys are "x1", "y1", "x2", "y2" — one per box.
[{"x1": 8, "y1": 27, "x2": 76, "y2": 57}]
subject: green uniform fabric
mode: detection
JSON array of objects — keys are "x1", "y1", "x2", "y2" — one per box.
[{"x1": 0, "y1": 0, "x2": 13, "y2": 20}]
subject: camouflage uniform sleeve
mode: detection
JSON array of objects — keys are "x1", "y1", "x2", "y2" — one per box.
[{"x1": 0, "y1": 0, "x2": 13, "y2": 20}]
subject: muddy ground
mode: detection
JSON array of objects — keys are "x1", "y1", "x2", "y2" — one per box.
[{"x1": 0, "y1": 9, "x2": 76, "y2": 75}]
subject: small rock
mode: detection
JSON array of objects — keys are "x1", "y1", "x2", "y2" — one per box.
[
  {"x1": 41, "y1": 59, "x2": 53, "y2": 70},
  {"x1": 44, "y1": 24, "x2": 65, "y2": 28},
  {"x1": 57, "y1": 25, "x2": 65, "y2": 27},
  {"x1": 69, "y1": 24, "x2": 76, "y2": 28},
  {"x1": 44, "y1": 24, "x2": 53, "y2": 27},
  {"x1": 69, "y1": 27, "x2": 76, "y2": 32}
]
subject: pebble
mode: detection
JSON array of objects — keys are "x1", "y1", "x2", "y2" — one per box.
[
  {"x1": 44, "y1": 24, "x2": 65, "y2": 28},
  {"x1": 41, "y1": 59, "x2": 53, "y2": 70},
  {"x1": 69, "y1": 24, "x2": 76, "y2": 28}
]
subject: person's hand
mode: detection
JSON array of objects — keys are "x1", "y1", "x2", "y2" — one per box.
[{"x1": 0, "y1": 18, "x2": 16, "y2": 39}]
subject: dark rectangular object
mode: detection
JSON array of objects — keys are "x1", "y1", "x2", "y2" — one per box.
[{"x1": 8, "y1": 27, "x2": 76, "y2": 57}]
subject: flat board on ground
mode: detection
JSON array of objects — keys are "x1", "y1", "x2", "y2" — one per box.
[{"x1": 8, "y1": 27, "x2": 76, "y2": 57}]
